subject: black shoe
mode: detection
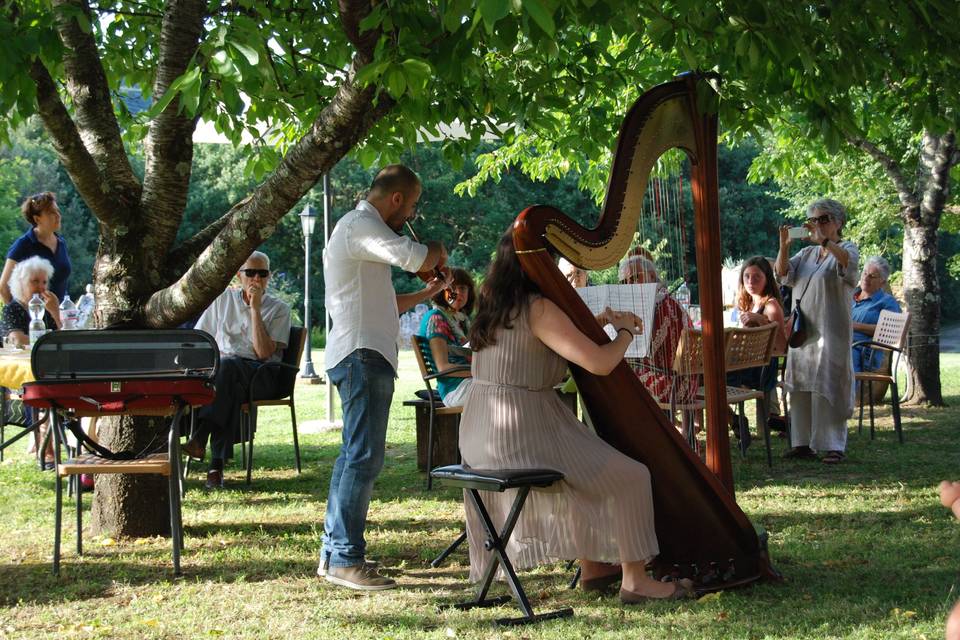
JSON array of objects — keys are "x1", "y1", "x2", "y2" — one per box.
[
  {"x1": 205, "y1": 469, "x2": 224, "y2": 489},
  {"x1": 42, "y1": 460, "x2": 55, "y2": 471},
  {"x1": 767, "y1": 415, "x2": 788, "y2": 433},
  {"x1": 782, "y1": 445, "x2": 817, "y2": 460}
]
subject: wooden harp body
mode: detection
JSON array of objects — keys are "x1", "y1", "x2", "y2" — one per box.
[{"x1": 513, "y1": 74, "x2": 779, "y2": 590}]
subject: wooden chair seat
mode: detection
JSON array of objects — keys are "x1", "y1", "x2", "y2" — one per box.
[
  {"x1": 58, "y1": 452, "x2": 170, "y2": 476},
  {"x1": 855, "y1": 372, "x2": 893, "y2": 383}
]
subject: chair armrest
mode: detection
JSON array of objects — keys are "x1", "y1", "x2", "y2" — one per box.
[
  {"x1": 423, "y1": 365, "x2": 471, "y2": 382},
  {"x1": 852, "y1": 339, "x2": 902, "y2": 354},
  {"x1": 247, "y1": 361, "x2": 300, "y2": 403}
]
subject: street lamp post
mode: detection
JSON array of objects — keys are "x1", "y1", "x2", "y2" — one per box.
[{"x1": 299, "y1": 203, "x2": 319, "y2": 380}]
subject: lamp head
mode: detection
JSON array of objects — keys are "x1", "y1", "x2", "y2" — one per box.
[{"x1": 299, "y1": 203, "x2": 318, "y2": 237}]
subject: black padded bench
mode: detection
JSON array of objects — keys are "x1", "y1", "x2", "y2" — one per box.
[{"x1": 430, "y1": 464, "x2": 574, "y2": 626}]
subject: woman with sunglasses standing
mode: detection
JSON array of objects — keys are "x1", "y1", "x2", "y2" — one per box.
[
  {"x1": 775, "y1": 199, "x2": 860, "y2": 464},
  {"x1": 0, "y1": 192, "x2": 72, "y2": 305}
]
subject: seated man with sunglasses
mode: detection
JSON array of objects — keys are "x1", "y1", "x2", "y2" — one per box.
[{"x1": 183, "y1": 251, "x2": 292, "y2": 489}]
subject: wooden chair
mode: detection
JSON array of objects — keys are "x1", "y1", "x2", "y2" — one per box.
[
  {"x1": 653, "y1": 327, "x2": 724, "y2": 451},
  {"x1": 410, "y1": 334, "x2": 469, "y2": 491},
  {"x1": 239, "y1": 326, "x2": 307, "y2": 485},
  {"x1": 854, "y1": 310, "x2": 911, "y2": 443},
  {"x1": 722, "y1": 324, "x2": 778, "y2": 465}
]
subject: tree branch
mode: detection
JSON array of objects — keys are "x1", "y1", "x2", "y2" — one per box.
[
  {"x1": 846, "y1": 133, "x2": 920, "y2": 220},
  {"x1": 139, "y1": 0, "x2": 206, "y2": 262},
  {"x1": 164, "y1": 207, "x2": 237, "y2": 272},
  {"x1": 28, "y1": 59, "x2": 123, "y2": 225},
  {"x1": 920, "y1": 129, "x2": 956, "y2": 228},
  {"x1": 141, "y1": 1, "x2": 394, "y2": 327},
  {"x1": 52, "y1": 0, "x2": 141, "y2": 209}
]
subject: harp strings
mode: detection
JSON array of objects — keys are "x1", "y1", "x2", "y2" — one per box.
[{"x1": 622, "y1": 149, "x2": 699, "y2": 415}]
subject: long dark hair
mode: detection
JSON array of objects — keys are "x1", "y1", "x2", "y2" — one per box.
[
  {"x1": 735, "y1": 256, "x2": 783, "y2": 312},
  {"x1": 432, "y1": 267, "x2": 477, "y2": 315},
  {"x1": 468, "y1": 229, "x2": 542, "y2": 351}
]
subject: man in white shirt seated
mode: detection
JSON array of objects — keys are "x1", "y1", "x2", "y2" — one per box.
[{"x1": 182, "y1": 250, "x2": 292, "y2": 489}]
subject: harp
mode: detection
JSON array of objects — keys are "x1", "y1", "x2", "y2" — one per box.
[{"x1": 513, "y1": 74, "x2": 779, "y2": 590}]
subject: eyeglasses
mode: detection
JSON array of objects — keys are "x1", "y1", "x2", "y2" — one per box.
[
  {"x1": 241, "y1": 268, "x2": 270, "y2": 278},
  {"x1": 864, "y1": 273, "x2": 883, "y2": 281},
  {"x1": 807, "y1": 213, "x2": 833, "y2": 225}
]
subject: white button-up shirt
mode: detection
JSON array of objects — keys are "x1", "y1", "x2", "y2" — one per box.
[
  {"x1": 195, "y1": 288, "x2": 292, "y2": 363},
  {"x1": 324, "y1": 200, "x2": 428, "y2": 373}
]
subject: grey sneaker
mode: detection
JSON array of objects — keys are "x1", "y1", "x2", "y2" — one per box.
[
  {"x1": 325, "y1": 563, "x2": 396, "y2": 591},
  {"x1": 316, "y1": 558, "x2": 378, "y2": 577}
]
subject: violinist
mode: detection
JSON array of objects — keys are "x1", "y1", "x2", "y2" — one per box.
[{"x1": 321, "y1": 164, "x2": 449, "y2": 591}]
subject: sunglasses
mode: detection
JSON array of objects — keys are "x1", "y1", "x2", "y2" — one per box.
[
  {"x1": 807, "y1": 213, "x2": 833, "y2": 225},
  {"x1": 241, "y1": 268, "x2": 270, "y2": 278}
]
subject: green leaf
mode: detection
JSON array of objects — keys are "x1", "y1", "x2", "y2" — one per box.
[
  {"x1": 229, "y1": 41, "x2": 259, "y2": 66},
  {"x1": 523, "y1": 0, "x2": 556, "y2": 37},
  {"x1": 479, "y1": 0, "x2": 510, "y2": 30},
  {"x1": 386, "y1": 67, "x2": 407, "y2": 98}
]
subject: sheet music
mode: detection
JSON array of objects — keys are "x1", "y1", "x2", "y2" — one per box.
[{"x1": 575, "y1": 283, "x2": 659, "y2": 358}]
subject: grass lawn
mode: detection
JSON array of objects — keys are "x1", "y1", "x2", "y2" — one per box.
[{"x1": 1, "y1": 351, "x2": 959, "y2": 639}]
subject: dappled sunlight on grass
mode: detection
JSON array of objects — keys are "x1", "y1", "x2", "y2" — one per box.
[{"x1": 0, "y1": 351, "x2": 958, "y2": 638}]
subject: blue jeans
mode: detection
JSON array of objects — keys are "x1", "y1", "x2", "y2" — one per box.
[{"x1": 322, "y1": 349, "x2": 395, "y2": 568}]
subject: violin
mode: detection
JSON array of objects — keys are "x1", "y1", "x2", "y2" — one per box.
[{"x1": 405, "y1": 221, "x2": 453, "y2": 303}]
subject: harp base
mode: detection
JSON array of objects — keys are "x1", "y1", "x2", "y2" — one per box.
[{"x1": 651, "y1": 526, "x2": 783, "y2": 593}]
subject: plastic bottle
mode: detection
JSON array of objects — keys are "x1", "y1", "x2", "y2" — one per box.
[
  {"x1": 59, "y1": 294, "x2": 79, "y2": 330},
  {"x1": 676, "y1": 282, "x2": 691, "y2": 310},
  {"x1": 28, "y1": 293, "x2": 46, "y2": 345},
  {"x1": 77, "y1": 284, "x2": 95, "y2": 329}
]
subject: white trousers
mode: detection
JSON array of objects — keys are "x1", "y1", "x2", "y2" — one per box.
[{"x1": 789, "y1": 391, "x2": 848, "y2": 453}]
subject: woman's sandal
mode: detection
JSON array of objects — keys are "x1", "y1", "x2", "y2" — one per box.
[
  {"x1": 619, "y1": 579, "x2": 695, "y2": 604},
  {"x1": 822, "y1": 450, "x2": 845, "y2": 464}
]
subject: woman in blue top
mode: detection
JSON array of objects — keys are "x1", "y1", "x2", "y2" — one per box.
[
  {"x1": 417, "y1": 267, "x2": 476, "y2": 407},
  {"x1": 852, "y1": 256, "x2": 901, "y2": 373},
  {"x1": 0, "y1": 192, "x2": 72, "y2": 304}
]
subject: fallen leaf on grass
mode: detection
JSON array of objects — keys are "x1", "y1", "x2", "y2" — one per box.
[
  {"x1": 697, "y1": 592, "x2": 721, "y2": 603},
  {"x1": 891, "y1": 608, "x2": 916, "y2": 618},
  {"x1": 99, "y1": 537, "x2": 116, "y2": 546},
  {"x1": 715, "y1": 611, "x2": 729, "y2": 621}
]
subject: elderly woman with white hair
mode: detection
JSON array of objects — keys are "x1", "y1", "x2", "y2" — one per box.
[
  {"x1": 618, "y1": 249, "x2": 698, "y2": 405},
  {"x1": 0, "y1": 255, "x2": 62, "y2": 346},
  {"x1": 776, "y1": 198, "x2": 860, "y2": 464},
  {"x1": 852, "y1": 256, "x2": 901, "y2": 373}
]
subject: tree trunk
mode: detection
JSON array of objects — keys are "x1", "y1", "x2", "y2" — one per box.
[
  {"x1": 901, "y1": 220, "x2": 944, "y2": 406},
  {"x1": 90, "y1": 227, "x2": 175, "y2": 536},
  {"x1": 91, "y1": 415, "x2": 173, "y2": 536}
]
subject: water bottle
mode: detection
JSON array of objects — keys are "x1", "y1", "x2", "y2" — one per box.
[
  {"x1": 28, "y1": 293, "x2": 46, "y2": 345},
  {"x1": 77, "y1": 284, "x2": 95, "y2": 329},
  {"x1": 676, "y1": 282, "x2": 691, "y2": 311},
  {"x1": 59, "y1": 294, "x2": 79, "y2": 330}
]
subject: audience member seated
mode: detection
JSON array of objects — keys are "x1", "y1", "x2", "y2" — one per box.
[
  {"x1": 459, "y1": 231, "x2": 693, "y2": 603},
  {"x1": 852, "y1": 256, "x2": 901, "y2": 373},
  {"x1": 0, "y1": 192, "x2": 72, "y2": 305},
  {"x1": 726, "y1": 257, "x2": 787, "y2": 440},
  {"x1": 0, "y1": 256, "x2": 62, "y2": 469},
  {"x1": 728, "y1": 256, "x2": 787, "y2": 390},
  {"x1": 417, "y1": 267, "x2": 476, "y2": 408},
  {"x1": 182, "y1": 251, "x2": 292, "y2": 489},
  {"x1": 558, "y1": 257, "x2": 589, "y2": 289},
  {"x1": 618, "y1": 250, "x2": 698, "y2": 405},
  {"x1": 0, "y1": 256, "x2": 62, "y2": 345}
]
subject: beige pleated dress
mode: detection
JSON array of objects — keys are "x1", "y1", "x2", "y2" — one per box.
[{"x1": 459, "y1": 301, "x2": 660, "y2": 582}]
